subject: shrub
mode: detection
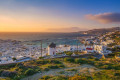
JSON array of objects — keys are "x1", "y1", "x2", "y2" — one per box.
[
  {"x1": 88, "y1": 56, "x2": 95, "y2": 59},
  {"x1": 49, "y1": 60, "x2": 62, "y2": 64},
  {"x1": 43, "y1": 68, "x2": 49, "y2": 71},
  {"x1": 48, "y1": 65, "x2": 59, "y2": 69},
  {"x1": 0, "y1": 78, "x2": 11, "y2": 80},
  {"x1": 16, "y1": 63, "x2": 24, "y2": 69},
  {"x1": 0, "y1": 64, "x2": 16, "y2": 69},
  {"x1": 13, "y1": 75, "x2": 25, "y2": 80},
  {"x1": 64, "y1": 51, "x2": 73, "y2": 56},
  {"x1": 66, "y1": 69, "x2": 77, "y2": 72},
  {"x1": 75, "y1": 58, "x2": 87, "y2": 64},
  {"x1": 12, "y1": 57, "x2": 17, "y2": 61},
  {"x1": 114, "y1": 65, "x2": 120, "y2": 70},
  {"x1": 49, "y1": 76, "x2": 68, "y2": 80},
  {"x1": 1, "y1": 71, "x2": 17, "y2": 78},
  {"x1": 108, "y1": 53, "x2": 115, "y2": 58},
  {"x1": 0, "y1": 70, "x2": 3, "y2": 75},
  {"x1": 24, "y1": 68, "x2": 36, "y2": 76},
  {"x1": 40, "y1": 75, "x2": 51, "y2": 80},
  {"x1": 39, "y1": 57, "x2": 44, "y2": 59},
  {"x1": 69, "y1": 75, "x2": 91, "y2": 80},
  {"x1": 36, "y1": 60, "x2": 48, "y2": 65},
  {"x1": 115, "y1": 73, "x2": 120, "y2": 76},
  {"x1": 58, "y1": 64, "x2": 65, "y2": 68},
  {"x1": 64, "y1": 58, "x2": 74, "y2": 62},
  {"x1": 93, "y1": 71, "x2": 113, "y2": 80}
]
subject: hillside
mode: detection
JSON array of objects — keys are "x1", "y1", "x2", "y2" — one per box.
[{"x1": 79, "y1": 27, "x2": 120, "y2": 35}]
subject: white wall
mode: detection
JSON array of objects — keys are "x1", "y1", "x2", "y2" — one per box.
[{"x1": 48, "y1": 47, "x2": 56, "y2": 55}]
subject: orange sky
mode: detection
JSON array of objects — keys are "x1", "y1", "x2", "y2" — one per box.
[
  {"x1": 0, "y1": 0, "x2": 119, "y2": 32},
  {"x1": 0, "y1": 13, "x2": 88, "y2": 32}
]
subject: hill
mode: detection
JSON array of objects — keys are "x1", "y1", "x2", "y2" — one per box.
[{"x1": 79, "y1": 27, "x2": 120, "y2": 35}]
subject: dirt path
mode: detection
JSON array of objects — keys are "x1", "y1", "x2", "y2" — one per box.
[{"x1": 21, "y1": 64, "x2": 98, "y2": 80}]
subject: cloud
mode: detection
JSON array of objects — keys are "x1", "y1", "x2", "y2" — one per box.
[{"x1": 86, "y1": 12, "x2": 120, "y2": 24}]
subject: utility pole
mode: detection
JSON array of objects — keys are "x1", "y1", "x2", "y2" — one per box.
[
  {"x1": 77, "y1": 37, "x2": 79, "y2": 54},
  {"x1": 40, "y1": 40, "x2": 42, "y2": 57}
]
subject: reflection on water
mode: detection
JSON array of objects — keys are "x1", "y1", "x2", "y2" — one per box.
[
  {"x1": 0, "y1": 32, "x2": 82, "y2": 48},
  {"x1": 0, "y1": 32, "x2": 83, "y2": 41}
]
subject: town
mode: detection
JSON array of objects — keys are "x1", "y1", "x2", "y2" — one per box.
[{"x1": 0, "y1": 31, "x2": 119, "y2": 65}]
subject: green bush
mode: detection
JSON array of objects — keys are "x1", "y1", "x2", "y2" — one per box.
[
  {"x1": 0, "y1": 69, "x2": 3, "y2": 75},
  {"x1": 24, "y1": 68, "x2": 36, "y2": 76},
  {"x1": 108, "y1": 53, "x2": 115, "y2": 58},
  {"x1": 114, "y1": 73, "x2": 120, "y2": 76},
  {"x1": 49, "y1": 60, "x2": 62, "y2": 64},
  {"x1": 66, "y1": 69, "x2": 77, "y2": 72},
  {"x1": 49, "y1": 76, "x2": 68, "y2": 80},
  {"x1": 64, "y1": 58, "x2": 74, "y2": 62},
  {"x1": 1, "y1": 71, "x2": 17, "y2": 78},
  {"x1": 93, "y1": 71, "x2": 113, "y2": 80},
  {"x1": 40, "y1": 75, "x2": 51, "y2": 80},
  {"x1": 0, "y1": 64, "x2": 16, "y2": 69},
  {"x1": 48, "y1": 65, "x2": 59, "y2": 69},
  {"x1": 57, "y1": 64, "x2": 65, "y2": 68},
  {"x1": 39, "y1": 57, "x2": 44, "y2": 59},
  {"x1": 16, "y1": 63, "x2": 25, "y2": 69},
  {"x1": 75, "y1": 58, "x2": 87, "y2": 64},
  {"x1": 43, "y1": 68, "x2": 49, "y2": 71},
  {"x1": 12, "y1": 57, "x2": 17, "y2": 61},
  {"x1": 36, "y1": 60, "x2": 48, "y2": 65},
  {"x1": 64, "y1": 51, "x2": 73, "y2": 56}
]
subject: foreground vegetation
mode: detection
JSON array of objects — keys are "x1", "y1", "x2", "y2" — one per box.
[
  {"x1": 39, "y1": 69, "x2": 120, "y2": 80},
  {"x1": 0, "y1": 50, "x2": 120, "y2": 80}
]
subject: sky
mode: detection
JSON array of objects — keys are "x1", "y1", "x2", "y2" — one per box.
[{"x1": 0, "y1": 0, "x2": 120, "y2": 32}]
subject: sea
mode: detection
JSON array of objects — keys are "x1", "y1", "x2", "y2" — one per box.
[{"x1": 0, "y1": 32, "x2": 84, "y2": 48}]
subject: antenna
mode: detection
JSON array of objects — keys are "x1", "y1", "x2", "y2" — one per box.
[{"x1": 77, "y1": 37, "x2": 79, "y2": 54}]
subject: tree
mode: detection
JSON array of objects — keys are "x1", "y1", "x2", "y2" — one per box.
[{"x1": 12, "y1": 57, "x2": 17, "y2": 61}]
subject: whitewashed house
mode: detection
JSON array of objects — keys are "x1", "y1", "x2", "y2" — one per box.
[
  {"x1": 79, "y1": 45, "x2": 86, "y2": 51},
  {"x1": 86, "y1": 45, "x2": 94, "y2": 53},
  {"x1": 56, "y1": 45, "x2": 71, "y2": 53},
  {"x1": 93, "y1": 45, "x2": 103, "y2": 53}
]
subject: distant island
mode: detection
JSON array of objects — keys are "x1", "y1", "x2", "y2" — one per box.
[{"x1": 78, "y1": 27, "x2": 120, "y2": 35}]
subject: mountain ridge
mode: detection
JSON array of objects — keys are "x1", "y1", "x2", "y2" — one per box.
[{"x1": 78, "y1": 27, "x2": 120, "y2": 35}]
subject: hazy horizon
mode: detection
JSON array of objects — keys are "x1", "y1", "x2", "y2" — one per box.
[{"x1": 0, "y1": 26, "x2": 119, "y2": 33}]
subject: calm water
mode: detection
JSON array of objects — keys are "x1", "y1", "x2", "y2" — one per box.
[
  {"x1": 0, "y1": 32, "x2": 83, "y2": 48},
  {"x1": 0, "y1": 32, "x2": 83, "y2": 41}
]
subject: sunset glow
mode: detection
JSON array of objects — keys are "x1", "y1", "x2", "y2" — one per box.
[{"x1": 0, "y1": 0, "x2": 120, "y2": 32}]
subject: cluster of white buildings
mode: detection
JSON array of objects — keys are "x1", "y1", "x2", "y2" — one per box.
[
  {"x1": 47, "y1": 32, "x2": 114, "y2": 56},
  {"x1": 0, "y1": 39, "x2": 46, "y2": 64},
  {"x1": 47, "y1": 43, "x2": 111, "y2": 56},
  {"x1": 0, "y1": 32, "x2": 115, "y2": 64}
]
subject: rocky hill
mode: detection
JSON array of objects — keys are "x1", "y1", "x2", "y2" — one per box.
[{"x1": 79, "y1": 27, "x2": 120, "y2": 35}]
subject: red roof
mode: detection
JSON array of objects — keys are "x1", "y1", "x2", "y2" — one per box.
[{"x1": 86, "y1": 48, "x2": 93, "y2": 50}]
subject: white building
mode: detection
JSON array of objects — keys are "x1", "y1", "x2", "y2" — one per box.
[
  {"x1": 93, "y1": 45, "x2": 103, "y2": 54},
  {"x1": 48, "y1": 43, "x2": 56, "y2": 55},
  {"x1": 86, "y1": 45, "x2": 94, "y2": 53}
]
